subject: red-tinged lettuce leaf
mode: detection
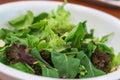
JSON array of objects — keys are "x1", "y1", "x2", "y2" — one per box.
[
  {"x1": 91, "y1": 48, "x2": 111, "y2": 73},
  {"x1": 6, "y1": 42, "x2": 37, "y2": 65}
]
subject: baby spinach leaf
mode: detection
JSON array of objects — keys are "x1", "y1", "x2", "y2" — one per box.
[
  {"x1": 51, "y1": 50, "x2": 80, "y2": 78},
  {"x1": 65, "y1": 22, "x2": 86, "y2": 48},
  {"x1": 77, "y1": 51, "x2": 105, "y2": 78},
  {"x1": 30, "y1": 47, "x2": 50, "y2": 66},
  {"x1": 10, "y1": 62, "x2": 35, "y2": 74},
  {"x1": 42, "y1": 67, "x2": 59, "y2": 78}
]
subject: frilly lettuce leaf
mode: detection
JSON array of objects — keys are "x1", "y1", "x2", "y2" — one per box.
[
  {"x1": 46, "y1": 1, "x2": 73, "y2": 35},
  {"x1": 40, "y1": 26, "x2": 66, "y2": 52}
]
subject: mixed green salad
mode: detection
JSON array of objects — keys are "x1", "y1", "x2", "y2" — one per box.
[{"x1": 0, "y1": 1, "x2": 120, "y2": 79}]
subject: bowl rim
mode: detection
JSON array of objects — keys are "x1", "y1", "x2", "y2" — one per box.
[{"x1": 0, "y1": 1, "x2": 120, "y2": 80}]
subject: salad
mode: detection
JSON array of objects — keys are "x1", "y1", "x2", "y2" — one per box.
[{"x1": 0, "y1": 1, "x2": 120, "y2": 79}]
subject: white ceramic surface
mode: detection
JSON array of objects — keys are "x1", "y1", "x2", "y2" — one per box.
[{"x1": 0, "y1": 1, "x2": 120, "y2": 80}]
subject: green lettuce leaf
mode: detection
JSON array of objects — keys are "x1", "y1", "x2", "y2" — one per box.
[
  {"x1": 9, "y1": 11, "x2": 34, "y2": 30},
  {"x1": 46, "y1": 1, "x2": 73, "y2": 35},
  {"x1": 41, "y1": 26, "x2": 66, "y2": 52},
  {"x1": 111, "y1": 52, "x2": 120, "y2": 71},
  {"x1": 27, "y1": 35, "x2": 39, "y2": 48}
]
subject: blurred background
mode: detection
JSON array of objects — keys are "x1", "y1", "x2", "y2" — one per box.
[{"x1": 0, "y1": 0, "x2": 120, "y2": 19}]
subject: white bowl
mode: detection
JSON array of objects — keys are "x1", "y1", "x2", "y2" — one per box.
[{"x1": 0, "y1": 1, "x2": 120, "y2": 80}]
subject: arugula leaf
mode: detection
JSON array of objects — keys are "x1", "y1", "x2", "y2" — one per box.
[
  {"x1": 9, "y1": 11, "x2": 34, "y2": 30},
  {"x1": 100, "y1": 32, "x2": 114, "y2": 43},
  {"x1": 65, "y1": 22, "x2": 86, "y2": 48},
  {"x1": 77, "y1": 51, "x2": 105, "y2": 78},
  {"x1": 51, "y1": 50, "x2": 80, "y2": 78},
  {"x1": 42, "y1": 66, "x2": 59, "y2": 78},
  {"x1": 10, "y1": 62, "x2": 35, "y2": 74}
]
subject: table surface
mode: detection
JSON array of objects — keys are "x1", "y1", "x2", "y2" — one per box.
[{"x1": 0, "y1": 0, "x2": 120, "y2": 19}]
